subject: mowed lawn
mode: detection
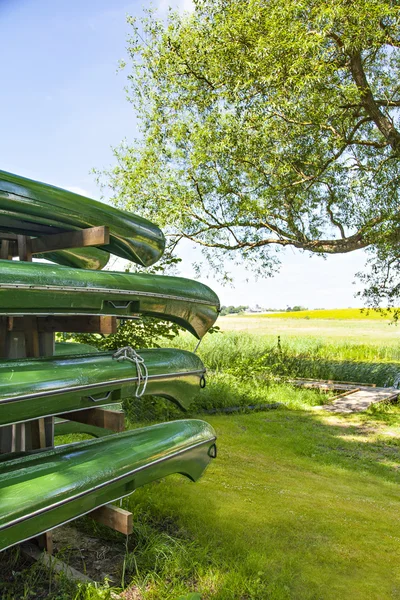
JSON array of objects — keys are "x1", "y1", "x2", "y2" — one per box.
[
  {"x1": 122, "y1": 313, "x2": 400, "y2": 599},
  {"x1": 3, "y1": 313, "x2": 400, "y2": 600},
  {"x1": 131, "y1": 407, "x2": 400, "y2": 599}
]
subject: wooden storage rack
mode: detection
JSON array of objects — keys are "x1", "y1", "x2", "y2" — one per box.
[{"x1": 0, "y1": 226, "x2": 133, "y2": 554}]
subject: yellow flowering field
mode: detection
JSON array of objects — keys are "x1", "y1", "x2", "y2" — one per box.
[{"x1": 256, "y1": 308, "x2": 396, "y2": 320}]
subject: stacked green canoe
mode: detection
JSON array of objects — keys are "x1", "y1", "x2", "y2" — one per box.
[{"x1": 0, "y1": 171, "x2": 219, "y2": 551}]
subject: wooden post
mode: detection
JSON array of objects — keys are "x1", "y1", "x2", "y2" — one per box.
[{"x1": 0, "y1": 234, "x2": 55, "y2": 552}]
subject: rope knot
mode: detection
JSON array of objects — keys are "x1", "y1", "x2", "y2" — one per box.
[{"x1": 112, "y1": 346, "x2": 148, "y2": 398}]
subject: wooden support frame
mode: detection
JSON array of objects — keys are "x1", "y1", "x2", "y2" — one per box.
[
  {"x1": 10, "y1": 316, "x2": 117, "y2": 335},
  {"x1": 0, "y1": 225, "x2": 132, "y2": 550},
  {"x1": 0, "y1": 238, "x2": 11, "y2": 260},
  {"x1": 30, "y1": 226, "x2": 110, "y2": 255},
  {"x1": 21, "y1": 542, "x2": 93, "y2": 583},
  {"x1": 1, "y1": 226, "x2": 110, "y2": 257},
  {"x1": 90, "y1": 504, "x2": 133, "y2": 536},
  {"x1": 0, "y1": 234, "x2": 55, "y2": 551},
  {"x1": 60, "y1": 408, "x2": 125, "y2": 433}
]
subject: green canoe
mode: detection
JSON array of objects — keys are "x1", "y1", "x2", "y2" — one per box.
[
  {"x1": 0, "y1": 419, "x2": 217, "y2": 551},
  {"x1": 0, "y1": 170, "x2": 165, "y2": 266},
  {"x1": 0, "y1": 259, "x2": 220, "y2": 338},
  {"x1": 36, "y1": 246, "x2": 110, "y2": 271},
  {"x1": 0, "y1": 349, "x2": 205, "y2": 426}
]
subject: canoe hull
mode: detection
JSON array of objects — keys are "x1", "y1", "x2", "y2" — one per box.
[
  {"x1": 0, "y1": 260, "x2": 220, "y2": 338},
  {"x1": 0, "y1": 170, "x2": 165, "y2": 266},
  {"x1": 0, "y1": 349, "x2": 205, "y2": 426},
  {"x1": 0, "y1": 420, "x2": 216, "y2": 551}
]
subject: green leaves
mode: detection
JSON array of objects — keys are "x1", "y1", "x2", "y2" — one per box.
[{"x1": 98, "y1": 0, "x2": 399, "y2": 302}]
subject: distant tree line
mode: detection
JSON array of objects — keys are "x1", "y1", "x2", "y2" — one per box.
[
  {"x1": 220, "y1": 305, "x2": 311, "y2": 315},
  {"x1": 220, "y1": 305, "x2": 249, "y2": 316}
]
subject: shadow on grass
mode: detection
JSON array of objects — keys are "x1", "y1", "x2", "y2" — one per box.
[
  {"x1": 118, "y1": 405, "x2": 400, "y2": 598},
  {"x1": 1, "y1": 405, "x2": 400, "y2": 600},
  {"x1": 254, "y1": 404, "x2": 400, "y2": 483}
]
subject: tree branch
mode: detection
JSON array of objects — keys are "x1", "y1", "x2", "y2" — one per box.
[{"x1": 349, "y1": 52, "x2": 400, "y2": 154}]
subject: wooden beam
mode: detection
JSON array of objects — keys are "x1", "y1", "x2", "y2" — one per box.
[
  {"x1": 22, "y1": 542, "x2": 92, "y2": 581},
  {"x1": 17, "y1": 234, "x2": 32, "y2": 261},
  {"x1": 10, "y1": 315, "x2": 117, "y2": 334},
  {"x1": 0, "y1": 239, "x2": 12, "y2": 260},
  {"x1": 90, "y1": 504, "x2": 133, "y2": 535},
  {"x1": 0, "y1": 233, "x2": 17, "y2": 240},
  {"x1": 23, "y1": 316, "x2": 40, "y2": 358},
  {"x1": 29, "y1": 226, "x2": 110, "y2": 254},
  {"x1": 0, "y1": 317, "x2": 7, "y2": 358},
  {"x1": 36, "y1": 532, "x2": 54, "y2": 555},
  {"x1": 60, "y1": 408, "x2": 125, "y2": 433}
]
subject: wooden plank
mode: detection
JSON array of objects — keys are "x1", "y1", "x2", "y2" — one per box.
[
  {"x1": 90, "y1": 504, "x2": 133, "y2": 535},
  {"x1": 60, "y1": 408, "x2": 125, "y2": 433},
  {"x1": 21, "y1": 541, "x2": 92, "y2": 581},
  {"x1": 332, "y1": 388, "x2": 360, "y2": 400},
  {"x1": 10, "y1": 315, "x2": 117, "y2": 334},
  {"x1": 294, "y1": 378, "x2": 376, "y2": 388},
  {"x1": 0, "y1": 233, "x2": 18, "y2": 241},
  {"x1": 30, "y1": 226, "x2": 110, "y2": 254},
  {"x1": 0, "y1": 239, "x2": 11, "y2": 260},
  {"x1": 0, "y1": 316, "x2": 7, "y2": 358},
  {"x1": 294, "y1": 380, "x2": 359, "y2": 392},
  {"x1": 322, "y1": 388, "x2": 399, "y2": 413},
  {"x1": 17, "y1": 234, "x2": 32, "y2": 261},
  {"x1": 23, "y1": 316, "x2": 40, "y2": 358}
]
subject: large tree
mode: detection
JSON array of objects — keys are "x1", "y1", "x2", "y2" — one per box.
[{"x1": 100, "y1": 0, "x2": 400, "y2": 305}]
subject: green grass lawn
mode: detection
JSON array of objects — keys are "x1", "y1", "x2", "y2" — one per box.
[
  {"x1": 4, "y1": 403, "x2": 400, "y2": 600},
  {"x1": 2, "y1": 315, "x2": 400, "y2": 599},
  {"x1": 122, "y1": 406, "x2": 400, "y2": 599}
]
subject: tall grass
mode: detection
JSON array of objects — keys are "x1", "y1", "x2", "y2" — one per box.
[
  {"x1": 161, "y1": 332, "x2": 400, "y2": 400},
  {"x1": 172, "y1": 331, "x2": 400, "y2": 364}
]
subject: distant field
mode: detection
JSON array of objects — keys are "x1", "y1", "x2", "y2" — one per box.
[
  {"x1": 249, "y1": 308, "x2": 395, "y2": 320},
  {"x1": 217, "y1": 313, "x2": 400, "y2": 345}
]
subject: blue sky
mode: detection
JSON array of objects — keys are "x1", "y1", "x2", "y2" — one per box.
[{"x1": 0, "y1": 0, "x2": 368, "y2": 309}]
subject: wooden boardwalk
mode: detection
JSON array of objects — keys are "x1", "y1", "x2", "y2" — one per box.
[{"x1": 293, "y1": 379, "x2": 399, "y2": 414}]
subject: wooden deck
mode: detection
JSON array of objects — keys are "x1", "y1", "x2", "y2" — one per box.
[{"x1": 293, "y1": 379, "x2": 399, "y2": 414}]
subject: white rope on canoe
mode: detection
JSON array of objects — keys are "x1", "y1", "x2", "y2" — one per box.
[{"x1": 112, "y1": 346, "x2": 149, "y2": 398}]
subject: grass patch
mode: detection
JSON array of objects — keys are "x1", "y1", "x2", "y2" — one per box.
[
  {"x1": 18, "y1": 407, "x2": 400, "y2": 599},
  {"x1": 119, "y1": 407, "x2": 400, "y2": 599},
  {"x1": 3, "y1": 317, "x2": 400, "y2": 598},
  {"x1": 162, "y1": 331, "x2": 400, "y2": 392}
]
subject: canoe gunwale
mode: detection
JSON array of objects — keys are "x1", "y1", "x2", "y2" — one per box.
[
  {"x1": 0, "y1": 434, "x2": 217, "y2": 535},
  {"x1": 0, "y1": 283, "x2": 216, "y2": 307},
  {"x1": 0, "y1": 368, "x2": 206, "y2": 405}
]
